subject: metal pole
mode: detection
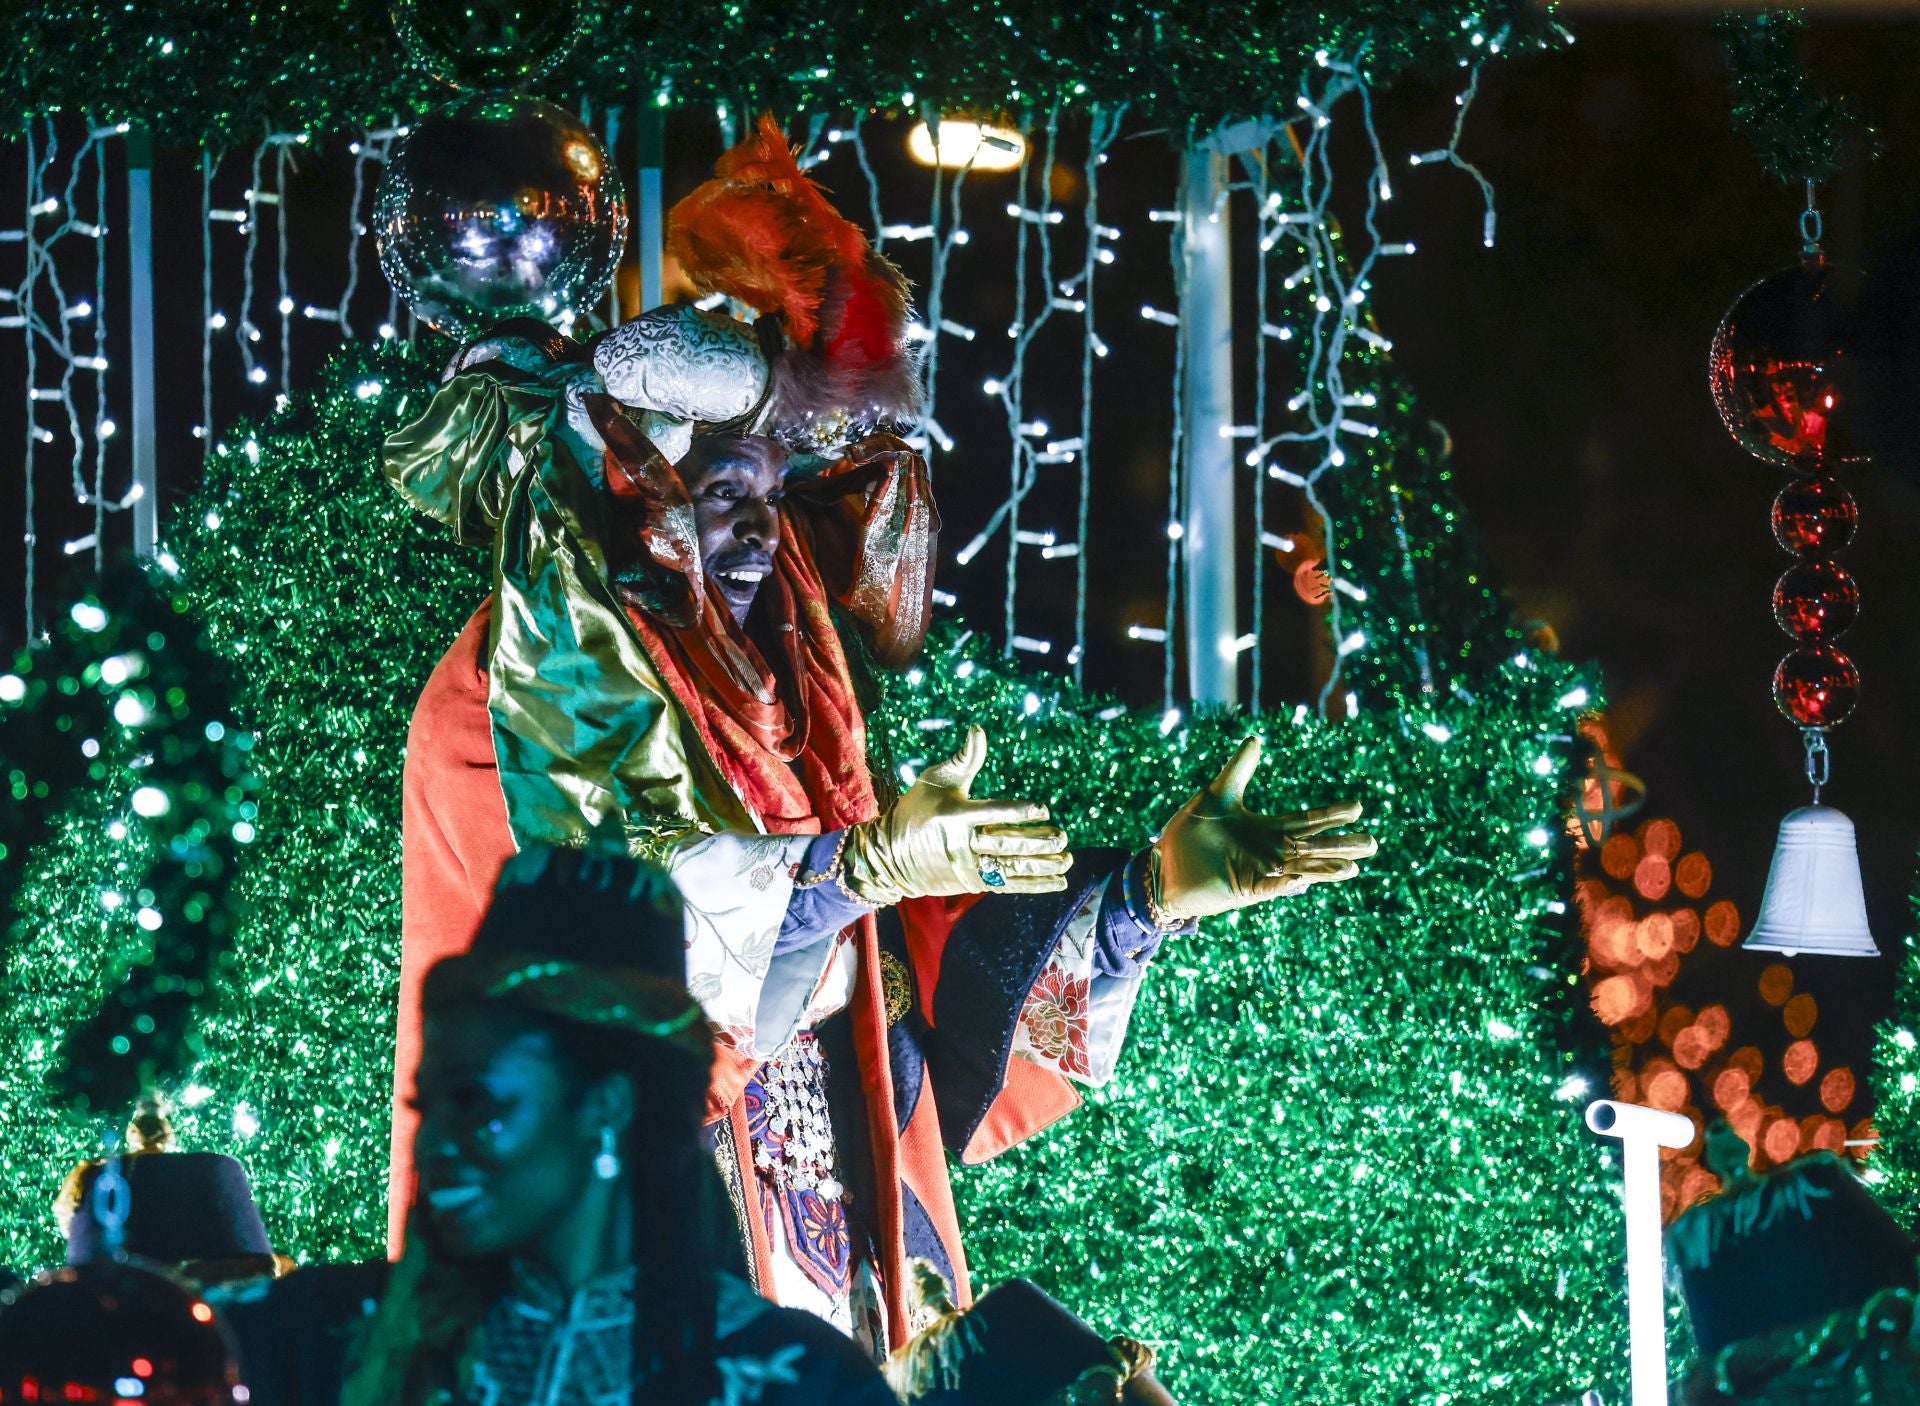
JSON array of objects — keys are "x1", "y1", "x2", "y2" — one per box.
[
  {"x1": 636, "y1": 106, "x2": 664, "y2": 312},
  {"x1": 127, "y1": 128, "x2": 158, "y2": 557},
  {"x1": 1587, "y1": 1099, "x2": 1695, "y2": 1406},
  {"x1": 1179, "y1": 142, "x2": 1237, "y2": 706}
]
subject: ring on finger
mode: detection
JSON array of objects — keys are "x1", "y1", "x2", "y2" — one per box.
[{"x1": 977, "y1": 856, "x2": 1008, "y2": 888}]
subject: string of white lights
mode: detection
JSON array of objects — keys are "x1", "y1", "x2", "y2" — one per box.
[
  {"x1": 1069, "y1": 106, "x2": 1124, "y2": 685},
  {"x1": 1000, "y1": 106, "x2": 1055, "y2": 656},
  {"x1": 1234, "y1": 58, "x2": 1402, "y2": 718},
  {"x1": 1160, "y1": 145, "x2": 1191, "y2": 715},
  {"x1": 231, "y1": 138, "x2": 267, "y2": 386},
  {"x1": 200, "y1": 149, "x2": 214, "y2": 453},
  {"x1": 8, "y1": 116, "x2": 129, "y2": 631},
  {"x1": 89, "y1": 128, "x2": 109, "y2": 563},
  {"x1": 1248, "y1": 144, "x2": 1275, "y2": 709},
  {"x1": 850, "y1": 120, "x2": 889, "y2": 256},
  {"x1": 917, "y1": 108, "x2": 974, "y2": 469},
  {"x1": 349, "y1": 123, "x2": 408, "y2": 338},
  {"x1": 14, "y1": 124, "x2": 39, "y2": 636},
  {"x1": 276, "y1": 140, "x2": 293, "y2": 395},
  {"x1": 335, "y1": 129, "x2": 380, "y2": 338}
]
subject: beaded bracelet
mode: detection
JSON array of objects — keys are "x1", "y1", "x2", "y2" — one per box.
[
  {"x1": 1145, "y1": 848, "x2": 1188, "y2": 931},
  {"x1": 791, "y1": 828, "x2": 852, "y2": 889}
]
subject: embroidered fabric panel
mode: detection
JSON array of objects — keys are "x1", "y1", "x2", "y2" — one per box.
[
  {"x1": 1011, "y1": 874, "x2": 1149, "y2": 1087},
  {"x1": 462, "y1": 1266, "x2": 866, "y2": 1406},
  {"x1": 472, "y1": 1268, "x2": 634, "y2": 1406},
  {"x1": 745, "y1": 1035, "x2": 854, "y2": 1316},
  {"x1": 666, "y1": 830, "x2": 837, "y2": 1058}
]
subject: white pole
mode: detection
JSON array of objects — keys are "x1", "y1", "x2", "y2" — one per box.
[
  {"x1": 126, "y1": 128, "x2": 158, "y2": 557},
  {"x1": 1179, "y1": 141, "x2": 1236, "y2": 706},
  {"x1": 1586, "y1": 1099, "x2": 1695, "y2": 1406}
]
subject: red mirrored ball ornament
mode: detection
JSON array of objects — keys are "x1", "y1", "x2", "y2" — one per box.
[
  {"x1": 0, "y1": 1260, "x2": 242, "y2": 1404},
  {"x1": 1772, "y1": 559, "x2": 1860, "y2": 639},
  {"x1": 1709, "y1": 257, "x2": 1868, "y2": 472},
  {"x1": 1772, "y1": 644, "x2": 1860, "y2": 728},
  {"x1": 1771, "y1": 474, "x2": 1859, "y2": 555}
]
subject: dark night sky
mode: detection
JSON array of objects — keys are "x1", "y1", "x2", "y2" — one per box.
[
  {"x1": 1358, "y1": 19, "x2": 1920, "y2": 1089},
  {"x1": 5, "y1": 16, "x2": 1917, "y2": 1100}
]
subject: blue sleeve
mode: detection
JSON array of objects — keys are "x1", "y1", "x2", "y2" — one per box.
[
  {"x1": 1093, "y1": 847, "x2": 1191, "y2": 977},
  {"x1": 774, "y1": 830, "x2": 872, "y2": 955}
]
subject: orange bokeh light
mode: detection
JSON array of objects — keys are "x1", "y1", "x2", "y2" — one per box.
[
  {"x1": 1636, "y1": 913, "x2": 1676, "y2": 961},
  {"x1": 1820, "y1": 1067, "x2": 1856, "y2": 1114},
  {"x1": 1673, "y1": 1026, "x2": 1711, "y2": 1070},
  {"x1": 1812, "y1": 1118, "x2": 1847, "y2": 1153},
  {"x1": 1671, "y1": 907, "x2": 1701, "y2": 953},
  {"x1": 1784, "y1": 992, "x2": 1818, "y2": 1038},
  {"x1": 1645, "y1": 1068, "x2": 1690, "y2": 1111},
  {"x1": 1657, "y1": 1005, "x2": 1695, "y2": 1046},
  {"x1": 1695, "y1": 1004, "x2": 1731, "y2": 1051},
  {"x1": 1728, "y1": 1046, "x2": 1764, "y2": 1079},
  {"x1": 1675, "y1": 852, "x2": 1713, "y2": 899},
  {"x1": 1601, "y1": 833, "x2": 1641, "y2": 880},
  {"x1": 1705, "y1": 899, "x2": 1741, "y2": 947},
  {"x1": 1592, "y1": 974, "x2": 1642, "y2": 1026},
  {"x1": 1634, "y1": 853, "x2": 1673, "y2": 901},
  {"x1": 1676, "y1": 1162, "x2": 1721, "y2": 1211},
  {"x1": 1783, "y1": 1039, "x2": 1819, "y2": 1085},
  {"x1": 1762, "y1": 1117, "x2": 1801, "y2": 1164},
  {"x1": 1642, "y1": 818, "x2": 1682, "y2": 860},
  {"x1": 1619, "y1": 1009, "x2": 1658, "y2": 1045},
  {"x1": 1758, "y1": 963, "x2": 1794, "y2": 1007},
  {"x1": 1590, "y1": 916, "x2": 1636, "y2": 971},
  {"x1": 1645, "y1": 953, "x2": 1680, "y2": 988},
  {"x1": 1712, "y1": 1067, "x2": 1751, "y2": 1111},
  {"x1": 1729, "y1": 1100, "x2": 1765, "y2": 1149}
]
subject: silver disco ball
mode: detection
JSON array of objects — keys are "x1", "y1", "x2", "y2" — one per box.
[{"x1": 374, "y1": 92, "x2": 627, "y2": 338}]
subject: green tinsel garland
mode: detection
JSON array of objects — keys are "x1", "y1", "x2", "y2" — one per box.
[
  {"x1": 4, "y1": 0, "x2": 1558, "y2": 148},
  {"x1": 1716, "y1": 9, "x2": 1869, "y2": 188},
  {"x1": 0, "y1": 339, "x2": 1628, "y2": 1401},
  {"x1": 0, "y1": 563, "x2": 258, "y2": 1116}
]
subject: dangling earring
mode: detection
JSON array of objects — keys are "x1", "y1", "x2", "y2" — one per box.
[{"x1": 594, "y1": 1126, "x2": 621, "y2": 1181}]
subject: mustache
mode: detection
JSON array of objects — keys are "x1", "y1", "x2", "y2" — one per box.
[{"x1": 707, "y1": 548, "x2": 774, "y2": 574}]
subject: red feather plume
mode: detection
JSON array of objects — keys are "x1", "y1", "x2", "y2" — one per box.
[{"x1": 667, "y1": 114, "x2": 920, "y2": 442}]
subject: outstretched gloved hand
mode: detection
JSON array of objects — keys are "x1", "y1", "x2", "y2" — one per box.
[
  {"x1": 841, "y1": 725, "x2": 1072, "y2": 906},
  {"x1": 1150, "y1": 736, "x2": 1377, "y2": 923}
]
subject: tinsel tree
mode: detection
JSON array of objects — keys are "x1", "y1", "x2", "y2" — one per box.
[
  {"x1": 0, "y1": 320, "x2": 1629, "y2": 1399},
  {"x1": 1869, "y1": 908, "x2": 1920, "y2": 1226},
  {"x1": 0, "y1": 343, "x2": 476, "y2": 1271}
]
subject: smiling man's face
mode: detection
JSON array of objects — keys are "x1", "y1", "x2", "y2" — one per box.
[{"x1": 677, "y1": 434, "x2": 787, "y2": 623}]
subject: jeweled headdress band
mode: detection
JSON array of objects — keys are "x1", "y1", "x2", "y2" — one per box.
[{"x1": 430, "y1": 947, "x2": 711, "y2": 1056}]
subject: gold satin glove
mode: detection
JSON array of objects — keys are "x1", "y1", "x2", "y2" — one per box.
[
  {"x1": 1151, "y1": 737, "x2": 1377, "y2": 923},
  {"x1": 842, "y1": 725, "x2": 1072, "y2": 905}
]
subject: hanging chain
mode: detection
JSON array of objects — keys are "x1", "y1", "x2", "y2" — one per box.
[
  {"x1": 1803, "y1": 726, "x2": 1830, "y2": 804},
  {"x1": 1800, "y1": 179, "x2": 1824, "y2": 256}
]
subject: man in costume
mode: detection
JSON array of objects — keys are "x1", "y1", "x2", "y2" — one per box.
[{"x1": 384, "y1": 116, "x2": 1377, "y2": 1353}]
